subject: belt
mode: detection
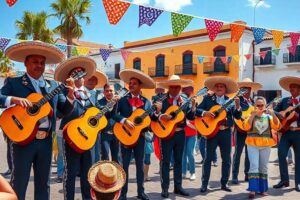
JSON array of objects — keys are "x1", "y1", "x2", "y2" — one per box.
[
  {"x1": 219, "y1": 125, "x2": 229, "y2": 131},
  {"x1": 36, "y1": 131, "x2": 49, "y2": 140},
  {"x1": 289, "y1": 127, "x2": 300, "y2": 131}
]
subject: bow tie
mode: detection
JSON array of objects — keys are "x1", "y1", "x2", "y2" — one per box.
[
  {"x1": 291, "y1": 98, "x2": 299, "y2": 105},
  {"x1": 35, "y1": 79, "x2": 45, "y2": 87},
  {"x1": 168, "y1": 96, "x2": 182, "y2": 105},
  {"x1": 128, "y1": 97, "x2": 144, "y2": 108}
]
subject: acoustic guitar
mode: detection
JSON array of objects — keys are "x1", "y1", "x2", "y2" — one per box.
[
  {"x1": 63, "y1": 87, "x2": 128, "y2": 153},
  {"x1": 195, "y1": 88, "x2": 247, "y2": 139},
  {"x1": 279, "y1": 101, "x2": 300, "y2": 134},
  {"x1": 113, "y1": 94, "x2": 167, "y2": 147},
  {"x1": 151, "y1": 87, "x2": 208, "y2": 140},
  {"x1": 0, "y1": 70, "x2": 87, "y2": 145}
]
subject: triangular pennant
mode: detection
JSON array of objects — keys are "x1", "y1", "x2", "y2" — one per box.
[
  {"x1": 120, "y1": 49, "x2": 131, "y2": 61},
  {"x1": 6, "y1": 0, "x2": 17, "y2": 7},
  {"x1": 271, "y1": 48, "x2": 280, "y2": 56},
  {"x1": 259, "y1": 51, "x2": 267, "y2": 60},
  {"x1": 210, "y1": 57, "x2": 216, "y2": 63},
  {"x1": 0, "y1": 38, "x2": 11, "y2": 51},
  {"x1": 171, "y1": 12, "x2": 193, "y2": 37},
  {"x1": 102, "y1": 0, "x2": 130, "y2": 25},
  {"x1": 289, "y1": 32, "x2": 300, "y2": 47},
  {"x1": 288, "y1": 45, "x2": 297, "y2": 56},
  {"x1": 139, "y1": 6, "x2": 163, "y2": 27},
  {"x1": 227, "y1": 56, "x2": 232, "y2": 64},
  {"x1": 205, "y1": 19, "x2": 224, "y2": 41},
  {"x1": 100, "y1": 48, "x2": 112, "y2": 61},
  {"x1": 272, "y1": 30, "x2": 284, "y2": 48},
  {"x1": 220, "y1": 56, "x2": 227, "y2": 63},
  {"x1": 252, "y1": 27, "x2": 266, "y2": 44},
  {"x1": 76, "y1": 47, "x2": 90, "y2": 55},
  {"x1": 197, "y1": 56, "x2": 204, "y2": 64},
  {"x1": 233, "y1": 55, "x2": 240, "y2": 62},
  {"x1": 244, "y1": 54, "x2": 252, "y2": 60},
  {"x1": 71, "y1": 47, "x2": 78, "y2": 56},
  {"x1": 55, "y1": 44, "x2": 67, "y2": 52},
  {"x1": 230, "y1": 24, "x2": 246, "y2": 43}
]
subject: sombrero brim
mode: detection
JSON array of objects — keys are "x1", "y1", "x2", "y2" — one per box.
[
  {"x1": 205, "y1": 76, "x2": 238, "y2": 94},
  {"x1": 238, "y1": 82, "x2": 262, "y2": 92},
  {"x1": 88, "y1": 161, "x2": 126, "y2": 194},
  {"x1": 119, "y1": 69, "x2": 155, "y2": 89},
  {"x1": 279, "y1": 76, "x2": 300, "y2": 91},
  {"x1": 158, "y1": 79, "x2": 194, "y2": 89},
  {"x1": 5, "y1": 41, "x2": 64, "y2": 64},
  {"x1": 54, "y1": 56, "x2": 96, "y2": 82},
  {"x1": 92, "y1": 71, "x2": 108, "y2": 88}
]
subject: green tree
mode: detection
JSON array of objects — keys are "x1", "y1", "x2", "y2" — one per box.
[
  {"x1": 51, "y1": 0, "x2": 91, "y2": 57},
  {"x1": 15, "y1": 11, "x2": 54, "y2": 43},
  {"x1": 0, "y1": 51, "x2": 14, "y2": 73}
]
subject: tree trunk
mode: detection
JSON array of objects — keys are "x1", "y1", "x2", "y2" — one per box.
[{"x1": 67, "y1": 37, "x2": 72, "y2": 58}]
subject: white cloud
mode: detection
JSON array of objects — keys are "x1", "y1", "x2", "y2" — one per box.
[
  {"x1": 154, "y1": 0, "x2": 192, "y2": 12},
  {"x1": 132, "y1": 0, "x2": 150, "y2": 5},
  {"x1": 247, "y1": 0, "x2": 271, "y2": 8}
]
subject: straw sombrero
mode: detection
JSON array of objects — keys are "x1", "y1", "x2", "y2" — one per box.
[
  {"x1": 157, "y1": 75, "x2": 194, "y2": 89},
  {"x1": 54, "y1": 56, "x2": 96, "y2": 82},
  {"x1": 5, "y1": 41, "x2": 64, "y2": 64},
  {"x1": 88, "y1": 161, "x2": 126, "y2": 194},
  {"x1": 204, "y1": 76, "x2": 238, "y2": 94},
  {"x1": 119, "y1": 69, "x2": 155, "y2": 89},
  {"x1": 279, "y1": 76, "x2": 300, "y2": 91},
  {"x1": 237, "y1": 78, "x2": 262, "y2": 92},
  {"x1": 87, "y1": 70, "x2": 108, "y2": 88}
]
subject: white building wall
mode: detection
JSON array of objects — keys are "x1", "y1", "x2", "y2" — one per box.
[{"x1": 239, "y1": 30, "x2": 254, "y2": 81}]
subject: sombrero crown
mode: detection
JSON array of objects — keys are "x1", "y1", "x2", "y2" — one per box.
[
  {"x1": 204, "y1": 76, "x2": 238, "y2": 94},
  {"x1": 279, "y1": 76, "x2": 300, "y2": 91},
  {"x1": 119, "y1": 68, "x2": 155, "y2": 89},
  {"x1": 237, "y1": 78, "x2": 262, "y2": 92},
  {"x1": 157, "y1": 75, "x2": 194, "y2": 89}
]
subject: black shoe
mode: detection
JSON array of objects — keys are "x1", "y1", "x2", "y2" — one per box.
[
  {"x1": 56, "y1": 177, "x2": 63, "y2": 183},
  {"x1": 118, "y1": 196, "x2": 127, "y2": 200},
  {"x1": 273, "y1": 181, "x2": 289, "y2": 188},
  {"x1": 212, "y1": 161, "x2": 218, "y2": 167},
  {"x1": 1, "y1": 169, "x2": 11, "y2": 177},
  {"x1": 200, "y1": 185, "x2": 207, "y2": 193},
  {"x1": 161, "y1": 190, "x2": 169, "y2": 198},
  {"x1": 244, "y1": 175, "x2": 249, "y2": 182},
  {"x1": 221, "y1": 185, "x2": 232, "y2": 192},
  {"x1": 199, "y1": 160, "x2": 204, "y2": 165},
  {"x1": 137, "y1": 192, "x2": 149, "y2": 200},
  {"x1": 295, "y1": 184, "x2": 300, "y2": 192},
  {"x1": 232, "y1": 178, "x2": 239, "y2": 185},
  {"x1": 174, "y1": 187, "x2": 190, "y2": 196}
]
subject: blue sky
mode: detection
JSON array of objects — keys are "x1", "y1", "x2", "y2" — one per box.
[{"x1": 0, "y1": 0, "x2": 299, "y2": 49}]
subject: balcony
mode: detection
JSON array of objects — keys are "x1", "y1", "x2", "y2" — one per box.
[
  {"x1": 254, "y1": 55, "x2": 276, "y2": 68},
  {"x1": 203, "y1": 62, "x2": 229, "y2": 74},
  {"x1": 148, "y1": 66, "x2": 169, "y2": 77},
  {"x1": 174, "y1": 64, "x2": 197, "y2": 75},
  {"x1": 283, "y1": 53, "x2": 300, "y2": 67}
]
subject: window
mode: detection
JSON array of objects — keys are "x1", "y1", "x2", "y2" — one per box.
[
  {"x1": 257, "y1": 90, "x2": 281, "y2": 104},
  {"x1": 156, "y1": 54, "x2": 165, "y2": 76},
  {"x1": 114, "y1": 63, "x2": 120, "y2": 79},
  {"x1": 213, "y1": 46, "x2": 226, "y2": 72},
  {"x1": 289, "y1": 45, "x2": 300, "y2": 62},
  {"x1": 260, "y1": 47, "x2": 272, "y2": 65},
  {"x1": 133, "y1": 58, "x2": 141, "y2": 70},
  {"x1": 182, "y1": 51, "x2": 193, "y2": 74}
]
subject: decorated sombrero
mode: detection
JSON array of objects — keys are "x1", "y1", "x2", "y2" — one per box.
[
  {"x1": 88, "y1": 161, "x2": 126, "y2": 194},
  {"x1": 54, "y1": 56, "x2": 96, "y2": 82},
  {"x1": 237, "y1": 78, "x2": 262, "y2": 92},
  {"x1": 279, "y1": 76, "x2": 300, "y2": 91},
  {"x1": 204, "y1": 76, "x2": 238, "y2": 94},
  {"x1": 157, "y1": 75, "x2": 194, "y2": 89},
  {"x1": 119, "y1": 68, "x2": 155, "y2": 89},
  {"x1": 5, "y1": 41, "x2": 64, "y2": 64},
  {"x1": 87, "y1": 70, "x2": 108, "y2": 88}
]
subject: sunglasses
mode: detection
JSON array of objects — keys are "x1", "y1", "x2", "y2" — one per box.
[{"x1": 256, "y1": 104, "x2": 264, "y2": 108}]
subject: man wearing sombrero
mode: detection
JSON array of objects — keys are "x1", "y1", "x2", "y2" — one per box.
[
  {"x1": 113, "y1": 69, "x2": 156, "y2": 200},
  {"x1": 0, "y1": 41, "x2": 74, "y2": 200},
  {"x1": 273, "y1": 76, "x2": 300, "y2": 192},
  {"x1": 196, "y1": 76, "x2": 241, "y2": 193},
  {"x1": 232, "y1": 78, "x2": 262, "y2": 185},
  {"x1": 153, "y1": 75, "x2": 196, "y2": 198},
  {"x1": 54, "y1": 56, "x2": 100, "y2": 200}
]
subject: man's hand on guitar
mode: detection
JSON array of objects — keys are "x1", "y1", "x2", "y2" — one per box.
[
  {"x1": 191, "y1": 96, "x2": 197, "y2": 109},
  {"x1": 154, "y1": 101, "x2": 162, "y2": 114},
  {"x1": 160, "y1": 114, "x2": 172, "y2": 121},
  {"x1": 203, "y1": 111, "x2": 215, "y2": 119},
  {"x1": 124, "y1": 119, "x2": 135, "y2": 130},
  {"x1": 11, "y1": 97, "x2": 32, "y2": 108},
  {"x1": 234, "y1": 97, "x2": 241, "y2": 109}
]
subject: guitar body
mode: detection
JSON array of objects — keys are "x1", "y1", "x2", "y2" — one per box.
[
  {"x1": 195, "y1": 105, "x2": 227, "y2": 139},
  {"x1": 279, "y1": 106, "x2": 299, "y2": 134},
  {"x1": 234, "y1": 106, "x2": 254, "y2": 132},
  {"x1": 151, "y1": 105, "x2": 185, "y2": 139},
  {"x1": 0, "y1": 93, "x2": 52, "y2": 145},
  {"x1": 63, "y1": 107, "x2": 108, "y2": 153}
]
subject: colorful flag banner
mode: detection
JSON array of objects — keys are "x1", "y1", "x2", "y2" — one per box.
[
  {"x1": 197, "y1": 56, "x2": 204, "y2": 64},
  {"x1": 288, "y1": 45, "x2": 297, "y2": 56},
  {"x1": 230, "y1": 24, "x2": 246, "y2": 43},
  {"x1": 259, "y1": 51, "x2": 267, "y2": 60},
  {"x1": 0, "y1": 38, "x2": 11, "y2": 51},
  {"x1": 100, "y1": 48, "x2": 112, "y2": 61},
  {"x1": 210, "y1": 57, "x2": 216, "y2": 63},
  {"x1": 220, "y1": 56, "x2": 227, "y2": 63},
  {"x1": 205, "y1": 19, "x2": 224, "y2": 41},
  {"x1": 55, "y1": 44, "x2": 67, "y2": 52},
  {"x1": 171, "y1": 12, "x2": 193, "y2": 37},
  {"x1": 272, "y1": 30, "x2": 284, "y2": 48},
  {"x1": 271, "y1": 48, "x2": 280, "y2": 56},
  {"x1": 227, "y1": 56, "x2": 232, "y2": 64},
  {"x1": 6, "y1": 0, "x2": 17, "y2": 7},
  {"x1": 120, "y1": 49, "x2": 131, "y2": 61},
  {"x1": 233, "y1": 55, "x2": 240, "y2": 62},
  {"x1": 289, "y1": 32, "x2": 300, "y2": 47},
  {"x1": 71, "y1": 47, "x2": 78, "y2": 56},
  {"x1": 138, "y1": 6, "x2": 163, "y2": 27},
  {"x1": 102, "y1": 0, "x2": 130, "y2": 25},
  {"x1": 252, "y1": 27, "x2": 266, "y2": 44},
  {"x1": 76, "y1": 47, "x2": 90, "y2": 55},
  {"x1": 244, "y1": 54, "x2": 252, "y2": 60}
]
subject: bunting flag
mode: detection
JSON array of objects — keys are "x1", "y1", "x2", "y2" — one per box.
[
  {"x1": 197, "y1": 56, "x2": 204, "y2": 64},
  {"x1": 71, "y1": 47, "x2": 78, "y2": 56},
  {"x1": 244, "y1": 54, "x2": 252, "y2": 60},
  {"x1": 55, "y1": 44, "x2": 67, "y2": 52},
  {"x1": 100, "y1": 48, "x2": 112, "y2": 61},
  {"x1": 0, "y1": 38, "x2": 11, "y2": 51},
  {"x1": 205, "y1": 19, "x2": 224, "y2": 41},
  {"x1": 289, "y1": 32, "x2": 300, "y2": 47},
  {"x1": 227, "y1": 56, "x2": 232, "y2": 64},
  {"x1": 171, "y1": 13, "x2": 193, "y2": 37},
  {"x1": 233, "y1": 55, "x2": 240, "y2": 62},
  {"x1": 272, "y1": 30, "x2": 284, "y2": 48},
  {"x1": 288, "y1": 45, "x2": 297, "y2": 56},
  {"x1": 252, "y1": 27, "x2": 266, "y2": 44},
  {"x1": 259, "y1": 51, "x2": 267, "y2": 60},
  {"x1": 230, "y1": 24, "x2": 246, "y2": 43},
  {"x1": 220, "y1": 56, "x2": 227, "y2": 63},
  {"x1": 138, "y1": 6, "x2": 163, "y2": 27},
  {"x1": 76, "y1": 47, "x2": 90, "y2": 55},
  {"x1": 6, "y1": 0, "x2": 17, "y2": 7},
  {"x1": 271, "y1": 48, "x2": 280, "y2": 56},
  {"x1": 102, "y1": 0, "x2": 130, "y2": 25},
  {"x1": 210, "y1": 57, "x2": 216, "y2": 63},
  {"x1": 120, "y1": 48, "x2": 131, "y2": 61}
]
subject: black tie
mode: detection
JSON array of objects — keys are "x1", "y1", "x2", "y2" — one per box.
[{"x1": 39, "y1": 86, "x2": 47, "y2": 96}]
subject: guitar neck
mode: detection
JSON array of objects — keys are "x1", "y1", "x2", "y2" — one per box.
[
  {"x1": 95, "y1": 100, "x2": 117, "y2": 120},
  {"x1": 36, "y1": 84, "x2": 66, "y2": 108}
]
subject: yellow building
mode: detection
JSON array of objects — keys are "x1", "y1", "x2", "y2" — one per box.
[{"x1": 123, "y1": 22, "x2": 253, "y2": 99}]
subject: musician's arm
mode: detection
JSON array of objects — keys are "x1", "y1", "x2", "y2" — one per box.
[
  {"x1": 112, "y1": 98, "x2": 126, "y2": 123},
  {"x1": 0, "y1": 78, "x2": 12, "y2": 108},
  {"x1": 186, "y1": 103, "x2": 196, "y2": 120},
  {"x1": 273, "y1": 99, "x2": 284, "y2": 119},
  {"x1": 233, "y1": 107, "x2": 242, "y2": 119},
  {"x1": 196, "y1": 96, "x2": 207, "y2": 117},
  {"x1": 57, "y1": 87, "x2": 74, "y2": 116}
]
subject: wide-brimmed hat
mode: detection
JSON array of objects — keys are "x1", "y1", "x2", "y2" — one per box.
[
  {"x1": 54, "y1": 56, "x2": 96, "y2": 82},
  {"x1": 205, "y1": 76, "x2": 238, "y2": 94},
  {"x1": 157, "y1": 75, "x2": 194, "y2": 89},
  {"x1": 119, "y1": 69, "x2": 155, "y2": 89},
  {"x1": 237, "y1": 78, "x2": 262, "y2": 92},
  {"x1": 87, "y1": 70, "x2": 108, "y2": 88},
  {"x1": 5, "y1": 41, "x2": 64, "y2": 64},
  {"x1": 279, "y1": 76, "x2": 300, "y2": 91},
  {"x1": 88, "y1": 161, "x2": 126, "y2": 194}
]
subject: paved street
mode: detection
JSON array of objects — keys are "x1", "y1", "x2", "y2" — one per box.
[{"x1": 0, "y1": 134, "x2": 299, "y2": 200}]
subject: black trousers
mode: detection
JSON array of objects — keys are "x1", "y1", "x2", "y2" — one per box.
[
  {"x1": 202, "y1": 129, "x2": 232, "y2": 187},
  {"x1": 100, "y1": 132, "x2": 119, "y2": 162},
  {"x1": 6, "y1": 138, "x2": 12, "y2": 170}
]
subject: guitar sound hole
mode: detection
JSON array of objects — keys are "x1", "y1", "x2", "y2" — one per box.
[
  {"x1": 134, "y1": 117, "x2": 143, "y2": 125},
  {"x1": 170, "y1": 112, "x2": 176, "y2": 119},
  {"x1": 89, "y1": 118, "x2": 98, "y2": 127},
  {"x1": 27, "y1": 105, "x2": 39, "y2": 115}
]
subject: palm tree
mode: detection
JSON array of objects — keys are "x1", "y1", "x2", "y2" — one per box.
[
  {"x1": 15, "y1": 11, "x2": 54, "y2": 43},
  {"x1": 0, "y1": 51, "x2": 14, "y2": 73},
  {"x1": 51, "y1": 0, "x2": 91, "y2": 58}
]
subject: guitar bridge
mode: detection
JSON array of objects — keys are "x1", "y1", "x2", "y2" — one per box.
[
  {"x1": 77, "y1": 127, "x2": 88, "y2": 140},
  {"x1": 201, "y1": 119, "x2": 209, "y2": 128},
  {"x1": 158, "y1": 120, "x2": 166, "y2": 130},
  {"x1": 12, "y1": 115, "x2": 23, "y2": 130},
  {"x1": 122, "y1": 125, "x2": 132, "y2": 136}
]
